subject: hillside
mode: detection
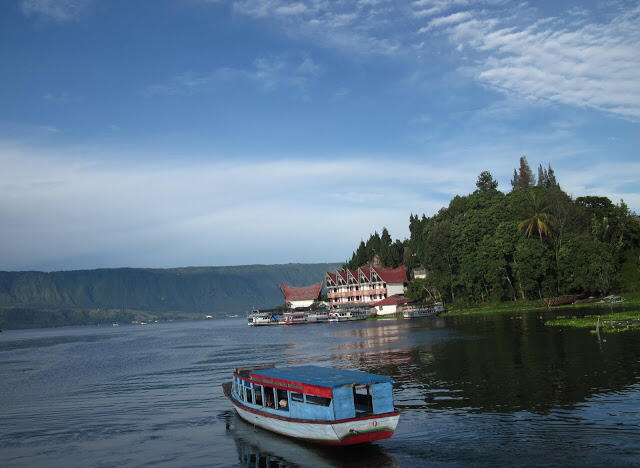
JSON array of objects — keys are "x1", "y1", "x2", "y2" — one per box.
[{"x1": 0, "y1": 263, "x2": 340, "y2": 329}]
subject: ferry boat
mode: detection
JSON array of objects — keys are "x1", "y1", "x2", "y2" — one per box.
[
  {"x1": 247, "y1": 310, "x2": 279, "y2": 327},
  {"x1": 283, "y1": 310, "x2": 307, "y2": 325},
  {"x1": 328, "y1": 307, "x2": 369, "y2": 322},
  {"x1": 222, "y1": 364, "x2": 400, "y2": 445},
  {"x1": 402, "y1": 302, "x2": 444, "y2": 319},
  {"x1": 306, "y1": 308, "x2": 329, "y2": 323}
]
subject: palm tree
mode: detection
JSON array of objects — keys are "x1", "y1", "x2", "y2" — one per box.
[{"x1": 518, "y1": 193, "x2": 553, "y2": 241}]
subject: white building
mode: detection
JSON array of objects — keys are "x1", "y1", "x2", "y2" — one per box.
[
  {"x1": 371, "y1": 295, "x2": 413, "y2": 316},
  {"x1": 325, "y1": 265, "x2": 408, "y2": 308}
]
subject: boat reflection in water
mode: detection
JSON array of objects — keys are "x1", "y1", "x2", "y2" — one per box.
[{"x1": 224, "y1": 410, "x2": 398, "y2": 468}]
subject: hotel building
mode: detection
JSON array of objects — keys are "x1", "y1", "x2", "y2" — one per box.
[{"x1": 325, "y1": 265, "x2": 408, "y2": 308}]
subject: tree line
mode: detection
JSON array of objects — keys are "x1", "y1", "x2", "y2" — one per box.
[{"x1": 344, "y1": 157, "x2": 640, "y2": 303}]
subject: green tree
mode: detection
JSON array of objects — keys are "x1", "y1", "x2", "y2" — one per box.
[
  {"x1": 379, "y1": 228, "x2": 393, "y2": 267},
  {"x1": 518, "y1": 192, "x2": 553, "y2": 242},
  {"x1": 511, "y1": 156, "x2": 535, "y2": 190},
  {"x1": 475, "y1": 170, "x2": 498, "y2": 193}
]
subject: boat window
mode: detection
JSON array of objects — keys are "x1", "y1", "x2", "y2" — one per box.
[
  {"x1": 276, "y1": 389, "x2": 289, "y2": 411},
  {"x1": 306, "y1": 395, "x2": 331, "y2": 407},
  {"x1": 290, "y1": 392, "x2": 304, "y2": 403},
  {"x1": 254, "y1": 384, "x2": 263, "y2": 406},
  {"x1": 263, "y1": 386, "x2": 276, "y2": 408},
  {"x1": 354, "y1": 385, "x2": 373, "y2": 413}
]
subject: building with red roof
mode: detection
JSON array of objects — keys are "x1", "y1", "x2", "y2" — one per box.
[
  {"x1": 324, "y1": 265, "x2": 408, "y2": 308},
  {"x1": 371, "y1": 295, "x2": 413, "y2": 316},
  {"x1": 279, "y1": 282, "x2": 323, "y2": 309}
]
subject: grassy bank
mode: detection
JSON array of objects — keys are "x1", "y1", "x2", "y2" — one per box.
[
  {"x1": 443, "y1": 292, "x2": 640, "y2": 333},
  {"x1": 443, "y1": 292, "x2": 640, "y2": 316},
  {"x1": 545, "y1": 310, "x2": 640, "y2": 333}
]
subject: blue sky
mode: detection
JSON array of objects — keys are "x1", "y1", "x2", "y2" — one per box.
[{"x1": 1, "y1": 0, "x2": 639, "y2": 271}]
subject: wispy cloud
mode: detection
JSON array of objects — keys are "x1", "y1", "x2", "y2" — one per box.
[
  {"x1": 225, "y1": 0, "x2": 404, "y2": 56},
  {"x1": 432, "y1": 3, "x2": 640, "y2": 120},
  {"x1": 21, "y1": 0, "x2": 92, "y2": 22},
  {"x1": 43, "y1": 92, "x2": 77, "y2": 104},
  {"x1": 146, "y1": 56, "x2": 321, "y2": 96},
  {"x1": 418, "y1": 11, "x2": 472, "y2": 32}
]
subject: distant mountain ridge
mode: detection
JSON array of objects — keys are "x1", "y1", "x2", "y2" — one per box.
[{"x1": 0, "y1": 263, "x2": 340, "y2": 325}]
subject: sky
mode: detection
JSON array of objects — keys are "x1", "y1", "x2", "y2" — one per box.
[{"x1": 1, "y1": 0, "x2": 639, "y2": 271}]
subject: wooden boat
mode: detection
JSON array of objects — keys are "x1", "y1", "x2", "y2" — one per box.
[
  {"x1": 402, "y1": 302, "x2": 444, "y2": 319},
  {"x1": 222, "y1": 364, "x2": 400, "y2": 445}
]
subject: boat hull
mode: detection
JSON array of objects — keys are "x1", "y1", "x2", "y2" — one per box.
[{"x1": 222, "y1": 382, "x2": 399, "y2": 445}]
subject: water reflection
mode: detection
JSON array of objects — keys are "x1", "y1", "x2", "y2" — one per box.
[
  {"x1": 222, "y1": 411, "x2": 398, "y2": 468},
  {"x1": 361, "y1": 312, "x2": 640, "y2": 413}
]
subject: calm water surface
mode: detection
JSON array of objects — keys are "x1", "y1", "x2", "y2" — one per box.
[{"x1": 1, "y1": 312, "x2": 640, "y2": 467}]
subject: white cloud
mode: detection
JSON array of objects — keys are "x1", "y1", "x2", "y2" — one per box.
[
  {"x1": 146, "y1": 56, "x2": 321, "y2": 96},
  {"x1": 43, "y1": 92, "x2": 76, "y2": 104},
  {"x1": 0, "y1": 141, "x2": 487, "y2": 270},
  {"x1": 442, "y1": 4, "x2": 640, "y2": 120},
  {"x1": 276, "y1": 2, "x2": 308, "y2": 15},
  {"x1": 418, "y1": 11, "x2": 472, "y2": 32},
  {"x1": 21, "y1": 0, "x2": 91, "y2": 22}
]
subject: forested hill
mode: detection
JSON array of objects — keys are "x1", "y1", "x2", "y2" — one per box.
[
  {"x1": 344, "y1": 158, "x2": 640, "y2": 304},
  {"x1": 0, "y1": 263, "x2": 339, "y2": 328}
]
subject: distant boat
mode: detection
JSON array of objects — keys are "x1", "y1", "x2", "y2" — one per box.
[
  {"x1": 223, "y1": 364, "x2": 400, "y2": 445},
  {"x1": 402, "y1": 302, "x2": 444, "y2": 319},
  {"x1": 247, "y1": 310, "x2": 279, "y2": 327},
  {"x1": 204, "y1": 315, "x2": 213, "y2": 319},
  {"x1": 283, "y1": 310, "x2": 307, "y2": 325},
  {"x1": 112, "y1": 322, "x2": 119, "y2": 327},
  {"x1": 328, "y1": 307, "x2": 369, "y2": 322}
]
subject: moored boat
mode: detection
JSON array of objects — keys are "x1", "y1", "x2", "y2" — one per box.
[
  {"x1": 402, "y1": 302, "x2": 444, "y2": 319},
  {"x1": 283, "y1": 310, "x2": 307, "y2": 325},
  {"x1": 328, "y1": 306, "x2": 369, "y2": 322},
  {"x1": 247, "y1": 310, "x2": 280, "y2": 326},
  {"x1": 222, "y1": 364, "x2": 400, "y2": 445}
]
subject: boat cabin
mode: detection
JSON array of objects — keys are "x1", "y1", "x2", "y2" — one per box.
[{"x1": 231, "y1": 365, "x2": 395, "y2": 421}]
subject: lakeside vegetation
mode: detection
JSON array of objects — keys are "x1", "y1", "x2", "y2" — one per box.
[{"x1": 345, "y1": 157, "x2": 640, "y2": 311}]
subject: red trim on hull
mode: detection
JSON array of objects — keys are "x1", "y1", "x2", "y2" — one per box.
[
  {"x1": 222, "y1": 382, "x2": 399, "y2": 425},
  {"x1": 310, "y1": 429, "x2": 395, "y2": 446}
]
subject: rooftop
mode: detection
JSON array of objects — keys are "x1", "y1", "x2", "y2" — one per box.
[
  {"x1": 250, "y1": 365, "x2": 393, "y2": 388},
  {"x1": 280, "y1": 282, "x2": 323, "y2": 301}
]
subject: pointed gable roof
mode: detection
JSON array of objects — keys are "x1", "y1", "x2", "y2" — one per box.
[
  {"x1": 373, "y1": 265, "x2": 408, "y2": 283},
  {"x1": 280, "y1": 282, "x2": 323, "y2": 302}
]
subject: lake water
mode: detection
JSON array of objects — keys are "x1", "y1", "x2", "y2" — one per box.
[{"x1": 1, "y1": 312, "x2": 640, "y2": 467}]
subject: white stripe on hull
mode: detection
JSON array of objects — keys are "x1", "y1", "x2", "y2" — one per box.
[{"x1": 233, "y1": 405, "x2": 399, "y2": 443}]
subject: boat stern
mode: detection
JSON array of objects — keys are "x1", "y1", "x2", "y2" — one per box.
[{"x1": 329, "y1": 413, "x2": 400, "y2": 446}]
